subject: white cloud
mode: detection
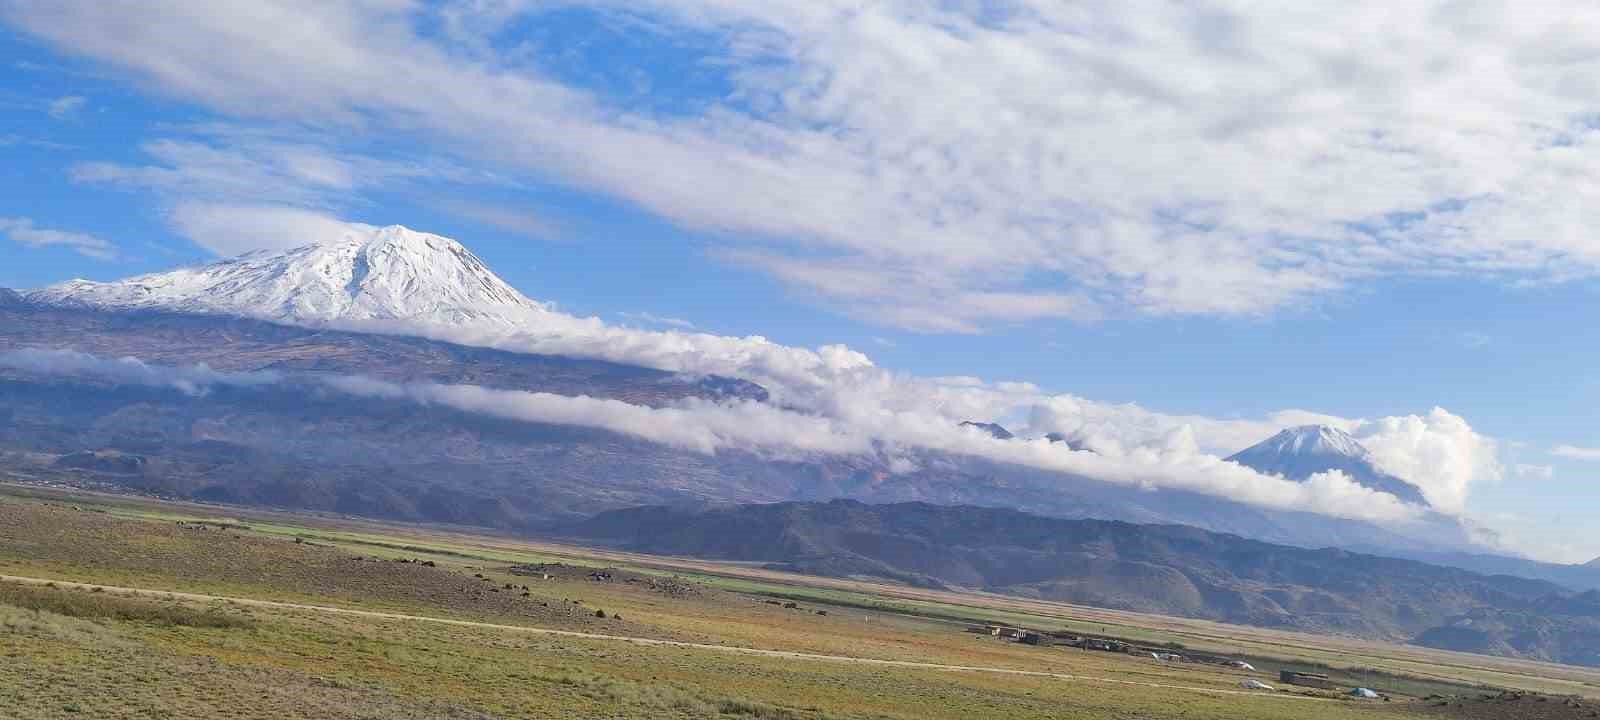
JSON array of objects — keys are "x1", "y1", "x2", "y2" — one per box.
[
  {"x1": 72, "y1": 138, "x2": 355, "y2": 207},
  {"x1": 70, "y1": 133, "x2": 484, "y2": 209},
  {"x1": 317, "y1": 303, "x2": 1492, "y2": 521},
  {"x1": 323, "y1": 375, "x2": 867, "y2": 459},
  {"x1": 68, "y1": 130, "x2": 509, "y2": 255},
  {"x1": 0, "y1": 347, "x2": 279, "y2": 396},
  {"x1": 1513, "y1": 464, "x2": 1554, "y2": 480},
  {"x1": 618, "y1": 311, "x2": 696, "y2": 329},
  {"x1": 0, "y1": 134, "x2": 77, "y2": 150},
  {"x1": 167, "y1": 203, "x2": 367, "y2": 256},
  {"x1": 10, "y1": 345, "x2": 1424, "y2": 524},
  {"x1": 1355, "y1": 409, "x2": 1500, "y2": 514},
  {"x1": 15, "y1": 1, "x2": 1600, "y2": 329},
  {"x1": 439, "y1": 200, "x2": 561, "y2": 241},
  {"x1": 723, "y1": 250, "x2": 1097, "y2": 332},
  {"x1": 0, "y1": 216, "x2": 117, "y2": 261},
  {"x1": 1553, "y1": 445, "x2": 1600, "y2": 462},
  {"x1": 45, "y1": 94, "x2": 84, "y2": 119}
]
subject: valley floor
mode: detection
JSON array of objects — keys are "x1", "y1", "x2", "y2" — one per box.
[{"x1": 2, "y1": 483, "x2": 1595, "y2": 719}]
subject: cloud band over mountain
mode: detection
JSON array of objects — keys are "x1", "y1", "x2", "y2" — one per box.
[{"x1": 2, "y1": 346, "x2": 1473, "y2": 526}]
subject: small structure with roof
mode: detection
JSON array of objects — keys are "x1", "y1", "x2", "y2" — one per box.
[
  {"x1": 1020, "y1": 631, "x2": 1051, "y2": 646},
  {"x1": 1280, "y1": 670, "x2": 1335, "y2": 690},
  {"x1": 989, "y1": 626, "x2": 1022, "y2": 640}
]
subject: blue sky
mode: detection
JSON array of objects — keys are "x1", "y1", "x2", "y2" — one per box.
[{"x1": 4, "y1": 2, "x2": 1600, "y2": 559}]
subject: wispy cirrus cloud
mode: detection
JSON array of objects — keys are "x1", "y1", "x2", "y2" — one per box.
[
  {"x1": 67, "y1": 126, "x2": 512, "y2": 254},
  {"x1": 45, "y1": 94, "x2": 84, "y2": 119},
  {"x1": 0, "y1": 216, "x2": 117, "y2": 260},
  {"x1": 1513, "y1": 464, "x2": 1555, "y2": 480},
  {"x1": 618, "y1": 311, "x2": 696, "y2": 329},
  {"x1": 16, "y1": 2, "x2": 1600, "y2": 330},
  {"x1": 437, "y1": 200, "x2": 563, "y2": 242},
  {"x1": 1553, "y1": 445, "x2": 1600, "y2": 462}
]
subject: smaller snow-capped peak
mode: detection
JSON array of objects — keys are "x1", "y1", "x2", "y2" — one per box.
[
  {"x1": 959, "y1": 421, "x2": 1014, "y2": 440},
  {"x1": 1258, "y1": 425, "x2": 1371, "y2": 460},
  {"x1": 1227, "y1": 425, "x2": 1431, "y2": 507},
  {"x1": 27, "y1": 224, "x2": 548, "y2": 328}
]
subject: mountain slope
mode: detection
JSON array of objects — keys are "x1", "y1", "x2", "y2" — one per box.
[
  {"x1": 1227, "y1": 425, "x2": 1429, "y2": 506},
  {"x1": 570, "y1": 500, "x2": 1600, "y2": 666},
  {"x1": 0, "y1": 232, "x2": 1478, "y2": 558},
  {"x1": 26, "y1": 225, "x2": 545, "y2": 327},
  {"x1": 0, "y1": 300, "x2": 1481, "y2": 557},
  {"x1": 0, "y1": 302, "x2": 766, "y2": 407}
]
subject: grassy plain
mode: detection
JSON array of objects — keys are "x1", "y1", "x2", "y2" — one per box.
[{"x1": 2, "y1": 483, "x2": 1596, "y2": 719}]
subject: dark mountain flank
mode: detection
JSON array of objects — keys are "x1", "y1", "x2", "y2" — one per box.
[
  {"x1": 570, "y1": 499, "x2": 1600, "y2": 667},
  {"x1": 0, "y1": 301, "x2": 766, "y2": 406}
]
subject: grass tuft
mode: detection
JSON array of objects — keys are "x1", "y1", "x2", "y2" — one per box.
[{"x1": 0, "y1": 582, "x2": 255, "y2": 630}]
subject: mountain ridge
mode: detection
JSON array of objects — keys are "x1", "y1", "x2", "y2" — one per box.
[{"x1": 569, "y1": 499, "x2": 1600, "y2": 667}]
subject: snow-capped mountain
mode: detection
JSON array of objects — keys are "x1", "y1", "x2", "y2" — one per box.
[
  {"x1": 1226, "y1": 425, "x2": 1430, "y2": 506},
  {"x1": 959, "y1": 421, "x2": 1014, "y2": 440},
  {"x1": 26, "y1": 225, "x2": 547, "y2": 328}
]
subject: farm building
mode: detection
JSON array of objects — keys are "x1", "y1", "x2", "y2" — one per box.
[
  {"x1": 1280, "y1": 670, "x2": 1336, "y2": 690},
  {"x1": 1079, "y1": 638, "x2": 1127, "y2": 652}
]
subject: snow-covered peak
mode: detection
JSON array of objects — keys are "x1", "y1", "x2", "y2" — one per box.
[
  {"x1": 27, "y1": 224, "x2": 548, "y2": 328},
  {"x1": 1256, "y1": 425, "x2": 1371, "y2": 460},
  {"x1": 1227, "y1": 425, "x2": 1431, "y2": 507}
]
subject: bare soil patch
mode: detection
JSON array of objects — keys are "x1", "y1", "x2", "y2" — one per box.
[
  {"x1": 510, "y1": 562, "x2": 708, "y2": 599},
  {"x1": 1415, "y1": 691, "x2": 1600, "y2": 720}
]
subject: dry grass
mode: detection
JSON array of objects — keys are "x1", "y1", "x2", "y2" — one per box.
[
  {"x1": 0, "y1": 488, "x2": 1509, "y2": 718},
  {"x1": 0, "y1": 581, "x2": 254, "y2": 629}
]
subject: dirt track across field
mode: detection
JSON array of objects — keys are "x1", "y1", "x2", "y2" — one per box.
[{"x1": 0, "y1": 573, "x2": 1324, "y2": 702}]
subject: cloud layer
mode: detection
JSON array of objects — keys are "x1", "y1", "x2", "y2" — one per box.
[
  {"x1": 13, "y1": 1, "x2": 1600, "y2": 330},
  {"x1": 1553, "y1": 445, "x2": 1600, "y2": 462},
  {"x1": 0, "y1": 347, "x2": 279, "y2": 395},
  {"x1": 2, "y1": 345, "x2": 1483, "y2": 527}
]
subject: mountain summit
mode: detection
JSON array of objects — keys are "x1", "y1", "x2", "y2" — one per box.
[
  {"x1": 26, "y1": 225, "x2": 546, "y2": 328},
  {"x1": 1226, "y1": 425, "x2": 1430, "y2": 506}
]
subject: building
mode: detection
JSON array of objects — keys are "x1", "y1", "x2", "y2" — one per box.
[
  {"x1": 990, "y1": 626, "x2": 1022, "y2": 640},
  {"x1": 1279, "y1": 670, "x2": 1335, "y2": 690}
]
